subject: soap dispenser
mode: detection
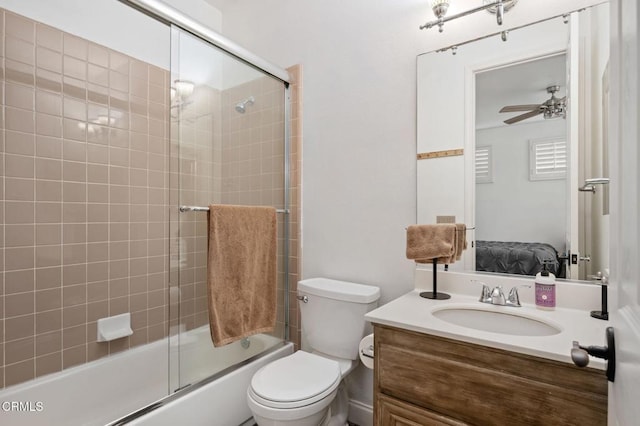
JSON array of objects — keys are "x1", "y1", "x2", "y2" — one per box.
[{"x1": 535, "y1": 261, "x2": 556, "y2": 310}]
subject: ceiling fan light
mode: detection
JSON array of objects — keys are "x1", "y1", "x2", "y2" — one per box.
[{"x1": 543, "y1": 104, "x2": 566, "y2": 120}]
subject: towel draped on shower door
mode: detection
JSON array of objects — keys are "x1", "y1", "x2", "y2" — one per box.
[{"x1": 207, "y1": 204, "x2": 277, "y2": 347}]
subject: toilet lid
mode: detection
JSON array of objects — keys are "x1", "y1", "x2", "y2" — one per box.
[{"x1": 250, "y1": 351, "x2": 341, "y2": 406}]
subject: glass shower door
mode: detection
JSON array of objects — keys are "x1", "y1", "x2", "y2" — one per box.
[{"x1": 169, "y1": 25, "x2": 288, "y2": 392}]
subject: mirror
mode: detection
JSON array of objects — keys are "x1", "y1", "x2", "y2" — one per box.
[
  {"x1": 475, "y1": 54, "x2": 568, "y2": 278},
  {"x1": 417, "y1": 3, "x2": 609, "y2": 281}
]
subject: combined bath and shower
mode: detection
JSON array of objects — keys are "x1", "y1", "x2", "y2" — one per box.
[{"x1": 235, "y1": 96, "x2": 255, "y2": 113}]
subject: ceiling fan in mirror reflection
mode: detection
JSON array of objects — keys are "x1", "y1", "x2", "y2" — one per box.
[{"x1": 499, "y1": 85, "x2": 567, "y2": 125}]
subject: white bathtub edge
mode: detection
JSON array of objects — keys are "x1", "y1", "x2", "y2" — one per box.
[{"x1": 127, "y1": 342, "x2": 294, "y2": 426}]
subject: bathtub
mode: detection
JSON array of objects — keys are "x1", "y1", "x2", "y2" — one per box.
[{"x1": 0, "y1": 326, "x2": 292, "y2": 426}]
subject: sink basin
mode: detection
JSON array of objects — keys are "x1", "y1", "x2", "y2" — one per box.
[{"x1": 431, "y1": 307, "x2": 561, "y2": 336}]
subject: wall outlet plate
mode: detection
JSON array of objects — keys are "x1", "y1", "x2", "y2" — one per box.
[{"x1": 436, "y1": 215, "x2": 456, "y2": 223}]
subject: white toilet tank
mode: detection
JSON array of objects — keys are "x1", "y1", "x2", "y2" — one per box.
[{"x1": 298, "y1": 278, "x2": 380, "y2": 360}]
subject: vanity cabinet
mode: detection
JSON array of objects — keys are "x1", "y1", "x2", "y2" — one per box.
[{"x1": 373, "y1": 324, "x2": 607, "y2": 426}]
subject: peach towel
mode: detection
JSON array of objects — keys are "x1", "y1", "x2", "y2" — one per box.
[
  {"x1": 207, "y1": 204, "x2": 277, "y2": 347},
  {"x1": 406, "y1": 224, "x2": 456, "y2": 264},
  {"x1": 454, "y1": 223, "x2": 467, "y2": 261}
]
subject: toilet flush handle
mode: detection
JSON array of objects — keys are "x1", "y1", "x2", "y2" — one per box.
[{"x1": 297, "y1": 295, "x2": 308, "y2": 303}]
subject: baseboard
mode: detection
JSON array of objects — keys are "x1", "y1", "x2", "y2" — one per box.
[{"x1": 348, "y1": 399, "x2": 373, "y2": 426}]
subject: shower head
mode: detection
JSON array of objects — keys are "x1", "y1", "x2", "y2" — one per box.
[{"x1": 235, "y1": 96, "x2": 255, "y2": 113}]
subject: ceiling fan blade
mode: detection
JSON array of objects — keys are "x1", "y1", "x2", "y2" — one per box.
[
  {"x1": 499, "y1": 104, "x2": 542, "y2": 113},
  {"x1": 503, "y1": 109, "x2": 543, "y2": 125}
]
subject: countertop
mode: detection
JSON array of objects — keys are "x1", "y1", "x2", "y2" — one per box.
[{"x1": 365, "y1": 289, "x2": 609, "y2": 369}]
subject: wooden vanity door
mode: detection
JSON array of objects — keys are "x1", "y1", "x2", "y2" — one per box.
[
  {"x1": 373, "y1": 324, "x2": 607, "y2": 426},
  {"x1": 377, "y1": 394, "x2": 467, "y2": 426}
]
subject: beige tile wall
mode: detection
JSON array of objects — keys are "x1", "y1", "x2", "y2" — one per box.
[
  {"x1": 287, "y1": 65, "x2": 303, "y2": 349},
  {"x1": 0, "y1": 9, "x2": 302, "y2": 387},
  {"x1": 176, "y1": 72, "x2": 298, "y2": 345},
  {"x1": 219, "y1": 75, "x2": 288, "y2": 340},
  {"x1": 0, "y1": 8, "x2": 301, "y2": 390},
  {"x1": 171, "y1": 84, "x2": 222, "y2": 332},
  {"x1": 0, "y1": 8, "x2": 170, "y2": 389}
]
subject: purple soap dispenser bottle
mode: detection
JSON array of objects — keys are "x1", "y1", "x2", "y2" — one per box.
[{"x1": 535, "y1": 261, "x2": 556, "y2": 310}]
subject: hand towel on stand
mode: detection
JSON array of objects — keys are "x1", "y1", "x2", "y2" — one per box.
[{"x1": 406, "y1": 224, "x2": 456, "y2": 264}]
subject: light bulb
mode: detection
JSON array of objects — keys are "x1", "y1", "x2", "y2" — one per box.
[{"x1": 431, "y1": 0, "x2": 450, "y2": 19}]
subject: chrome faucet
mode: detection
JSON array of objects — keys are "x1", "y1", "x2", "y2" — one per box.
[
  {"x1": 491, "y1": 286, "x2": 506, "y2": 305},
  {"x1": 472, "y1": 280, "x2": 492, "y2": 303},
  {"x1": 473, "y1": 281, "x2": 530, "y2": 307},
  {"x1": 506, "y1": 285, "x2": 531, "y2": 307}
]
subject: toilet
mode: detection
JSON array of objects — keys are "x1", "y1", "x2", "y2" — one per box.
[{"x1": 247, "y1": 278, "x2": 380, "y2": 426}]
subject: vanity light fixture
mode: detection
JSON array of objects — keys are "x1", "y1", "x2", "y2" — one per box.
[
  {"x1": 421, "y1": 0, "x2": 518, "y2": 33},
  {"x1": 429, "y1": 0, "x2": 450, "y2": 32},
  {"x1": 482, "y1": 0, "x2": 518, "y2": 16},
  {"x1": 435, "y1": 11, "x2": 570, "y2": 55}
]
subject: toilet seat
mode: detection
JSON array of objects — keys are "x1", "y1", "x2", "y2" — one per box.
[{"x1": 248, "y1": 351, "x2": 341, "y2": 410}]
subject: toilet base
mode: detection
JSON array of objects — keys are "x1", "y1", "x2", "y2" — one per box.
[
  {"x1": 326, "y1": 383, "x2": 349, "y2": 426},
  {"x1": 249, "y1": 382, "x2": 350, "y2": 426},
  {"x1": 252, "y1": 409, "x2": 329, "y2": 426}
]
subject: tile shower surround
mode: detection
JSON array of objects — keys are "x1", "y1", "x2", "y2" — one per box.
[
  {"x1": 0, "y1": 7, "x2": 171, "y2": 389},
  {"x1": 0, "y1": 8, "x2": 302, "y2": 389},
  {"x1": 174, "y1": 77, "x2": 289, "y2": 341}
]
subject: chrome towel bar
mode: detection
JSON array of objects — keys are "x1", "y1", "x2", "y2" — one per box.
[{"x1": 179, "y1": 205, "x2": 289, "y2": 214}]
